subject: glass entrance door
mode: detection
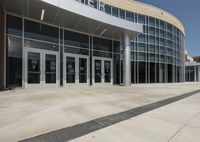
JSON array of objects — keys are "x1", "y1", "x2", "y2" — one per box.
[
  {"x1": 64, "y1": 54, "x2": 89, "y2": 85},
  {"x1": 25, "y1": 48, "x2": 58, "y2": 88},
  {"x1": 93, "y1": 57, "x2": 113, "y2": 84}
]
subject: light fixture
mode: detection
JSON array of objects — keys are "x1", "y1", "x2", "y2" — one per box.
[
  {"x1": 40, "y1": 9, "x2": 45, "y2": 21},
  {"x1": 100, "y1": 29, "x2": 107, "y2": 36}
]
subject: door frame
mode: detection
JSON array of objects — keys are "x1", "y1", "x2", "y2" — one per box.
[
  {"x1": 92, "y1": 57, "x2": 113, "y2": 85},
  {"x1": 63, "y1": 53, "x2": 89, "y2": 86},
  {"x1": 24, "y1": 47, "x2": 59, "y2": 88}
]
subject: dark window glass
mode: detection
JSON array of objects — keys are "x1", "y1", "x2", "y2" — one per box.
[
  {"x1": 45, "y1": 54, "x2": 57, "y2": 83},
  {"x1": 105, "y1": 4, "x2": 111, "y2": 15},
  {"x1": 160, "y1": 21, "x2": 164, "y2": 29},
  {"x1": 64, "y1": 46, "x2": 89, "y2": 55},
  {"x1": 112, "y1": 7, "x2": 119, "y2": 17},
  {"x1": 113, "y1": 54, "x2": 120, "y2": 84},
  {"x1": 64, "y1": 30, "x2": 89, "y2": 48},
  {"x1": 24, "y1": 20, "x2": 59, "y2": 43},
  {"x1": 150, "y1": 63, "x2": 155, "y2": 83},
  {"x1": 94, "y1": 60, "x2": 102, "y2": 83},
  {"x1": 6, "y1": 15, "x2": 22, "y2": 36},
  {"x1": 28, "y1": 52, "x2": 40, "y2": 84},
  {"x1": 93, "y1": 37, "x2": 112, "y2": 52},
  {"x1": 79, "y1": 58, "x2": 87, "y2": 83},
  {"x1": 131, "y1": 61, "x2": 135, "y2": 83},
  {"x1": 138, "y1": 34, "x2": 145, "y2": 42},
  {"x1": 126, "y1": 11, "x2": 134, "y2": 22},
  {"x1": 25, "y1": 39, "x2": 59, "y2": 51},
  {"x1": 168, "y1": 64, "x2": 172, "y2": 83},
  {"x1": 149, "y1": 27, "x2": 155, "y2": 35},
  {"x1": 120, "y1": 10, "x2": 125, "y2": 19},
  {"x1": 7, "y1": 36, "x2": 22, "y2": 87},
  {"x1": 66, "y1": 57, "x2": 75, "y2": 83},
  {"x1": 139, "y1": 62, "x2": 146, "y2": 83},
  {"x1": 138, "y1": 14, "x2": 145, "y2": 24},
  {"x1": 113, "y1": 41, "x2": 120, "y2": 53},
  {"x1": 93, "y1": 51, "x2": 112, "y2": 58},
  {"x1": 137, "y1": 52, "x2": 146, "y2": 61},
  {"x1": 149, "y1": 17, "x2": 155, "y2": 26}
]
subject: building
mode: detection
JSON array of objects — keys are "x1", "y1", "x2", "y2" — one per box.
[
  {"x1": 185, "y1": 62, "x2": 200, "y2": 82},
  {"x1": 193, "y1": 56, "x2": 200, "y2": 63},
  {"x1": 185, "y1": 49, "x2": 194, "y2": 62},
  {"x1": 0, "y1": 0, "x2": 185, "y2": 90}
]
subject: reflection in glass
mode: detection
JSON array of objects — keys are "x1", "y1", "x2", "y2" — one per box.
[
  {"x1": 104, "y1": 61, "x2": 111, "y2": 83},
  {"x1": 45, "y1": 54, "x2": 56, "y2": 83},
  {"x1": 28, "y1": 52, "x2": 40, "y2": 84},
  {"x1": 95, "y1": 60, "x2": 102, "y2": 83},
  {"x1": 66, "y1": 57, "x2": 75, "y2": 83},
  {"x1": 79, "y1": 58, "x2": 87, "y2": 83}
]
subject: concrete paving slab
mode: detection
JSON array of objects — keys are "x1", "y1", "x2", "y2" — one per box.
[{"x1": 0, "y1": 83, "x2": 200, "y2": 142}]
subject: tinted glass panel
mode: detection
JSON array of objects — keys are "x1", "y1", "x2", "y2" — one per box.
[
  {"x1": 64, "y1": 30, "x2": 89, "y2": 48},
  {"x1": 28, "y1": 52, "x2": 40, "y2": 84},
  {"x1": 25, "y1": 39, "x2": 59, "y2": 51},
  {"x1": 66, "y1": 57, "x2": 75, "y2": 83},
  {"x1": 6, "y1": 15, "x2": 22, "y2": 36},
  {"x1": 24, "y1": 20, "x2": 59, "y2": 43},
  {"x1": 93, "y1": 37, "x2": 112, "y2": 52},
  {"x1": 104, "y1": 61, "x2": 111, "y2": 83},
  {"x1": 79, "y1": 58, "x2": 87, "y2": 83},
  {"x1": 64, "y1": 46, "x2": 89, "y2": 55},
  {"x1": 7, "y1": 36, "x2": 22, "y2": 87},
  {"x1": 95, "y1": 60, "x2": 102, "y2": 83},
  {"x1": 45, "y1": 54, "x2": 56, "y2": 83}
]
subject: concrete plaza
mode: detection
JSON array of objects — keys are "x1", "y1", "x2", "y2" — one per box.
[{"x1": 0, "y1": 83, "x2": 200, "y2": 142}]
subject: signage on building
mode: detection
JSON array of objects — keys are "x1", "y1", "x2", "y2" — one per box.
[{"x1": 75, "y1": 0, "x2": 105, "y2": 12}]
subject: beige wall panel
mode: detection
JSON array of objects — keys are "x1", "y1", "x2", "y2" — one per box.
[{"x1": 102, "y1": 0, "x2": 185, "y2": 35}]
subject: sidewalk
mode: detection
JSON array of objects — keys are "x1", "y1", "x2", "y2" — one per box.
[{"x1": 0, "y1": 83, "x2": 200, "y2": 142}]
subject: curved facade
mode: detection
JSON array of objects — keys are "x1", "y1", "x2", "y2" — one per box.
[
  {"x1": 102, "y1": 0, "x2": 185, "y2": 83},
  {"x1": 0, "y1": 0, "x2": 185, "y2": 89}
]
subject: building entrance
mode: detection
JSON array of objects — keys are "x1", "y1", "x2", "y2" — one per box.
[
  {"x1": 93, "y1": 57, "x2": 113, "y2": 85},
  {"x1": 63, "y1": 53, "x2": 89, "y2": 86},
  {"x1": 25, "y1": 48, "x2": 59, "y2": 88}
]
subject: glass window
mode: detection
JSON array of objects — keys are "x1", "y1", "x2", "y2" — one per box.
[
  {"x1": 113, "y1": 41, "x2": 120, "y2": 53},
  {"x1": 167, "y1": 23, "x2": 172, "y2": 32},
  {"x1": 105, "y1": 4, "x2": 111, "y2": 15},
  {"x1": 138, "y1": 34, "x2": 145, "y2": 42},
  {"x1": 93, "y1": 37, "x2": 112, "y2": 52},
  {"x1": 24, "y1": 19, "x2": 59, "y2": 43},
  {"x1": 138, "y1": 53, "x2": 146, "y2": 61},
  {"x1": 6, "y1": 15, "x2": 22, "y2": 36},
  {"x1": 6, "y1": 36, "x2": 22, "y2": 87},
  {"x1": 93, "y1": 51, "x2": 112, "y2": 58},
  {"x1": 24, "y1": 39, "x2": 59, "y2": 51},
  {"x1": 160, "y1": 21, "x2": 164, "y2": 29},
  {"x1": 150, "y1": 53, "x2": 155, "y2": 61},
  {"x1": 138, "y1": 43, "x2": 146, "y2": 51},
  {"x1": 138, "y1": 14, "x2": 145, "y2": 24},
  {"x1": 112, "y1": 7, "x2": 119, "y2": 17},
  {"x1": 149, "y1": 27, "x2": 155, "y2": 35},
  {"x1": 64, "y1": 46, "x2": 89, "y2": 55},
  {"x1": 64, "y1": 30, "x2": 89, "y2": 48},
  {"x1": 149, "y1": 17, "x2": 155, "y2": 26},
  {"x1": 149, "y1": 36, "x2": 155, "y2": 44},
  {"x1": 120, "y1": 10, "x2": 125, "y2": 19},
  {"x1": 126, "y1": 11, "x2": 134, "y2": 22},
  {"x1": 149, "y1": 44, "x2": 155, "y2": 52},
  {"x1": 160, "y1": 29, "x2": 164, "y2": 37}
]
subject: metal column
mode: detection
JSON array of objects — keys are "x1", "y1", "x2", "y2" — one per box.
[{"x1": 123, "y1": 33, "x2": 131, "y2": 86}]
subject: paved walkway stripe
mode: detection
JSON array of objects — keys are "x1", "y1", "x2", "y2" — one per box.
[{"x1": 19, "y1": 89, "x2": 200, "y2": 142}]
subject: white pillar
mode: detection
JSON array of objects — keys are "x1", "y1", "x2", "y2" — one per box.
[{"x1": 123, "y1": 33, "x2": 131, "y2": 86}]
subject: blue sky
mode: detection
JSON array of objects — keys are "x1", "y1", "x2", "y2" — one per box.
[{"x1": 137, "y1": 0, "x2": 200, "y2": 56}]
